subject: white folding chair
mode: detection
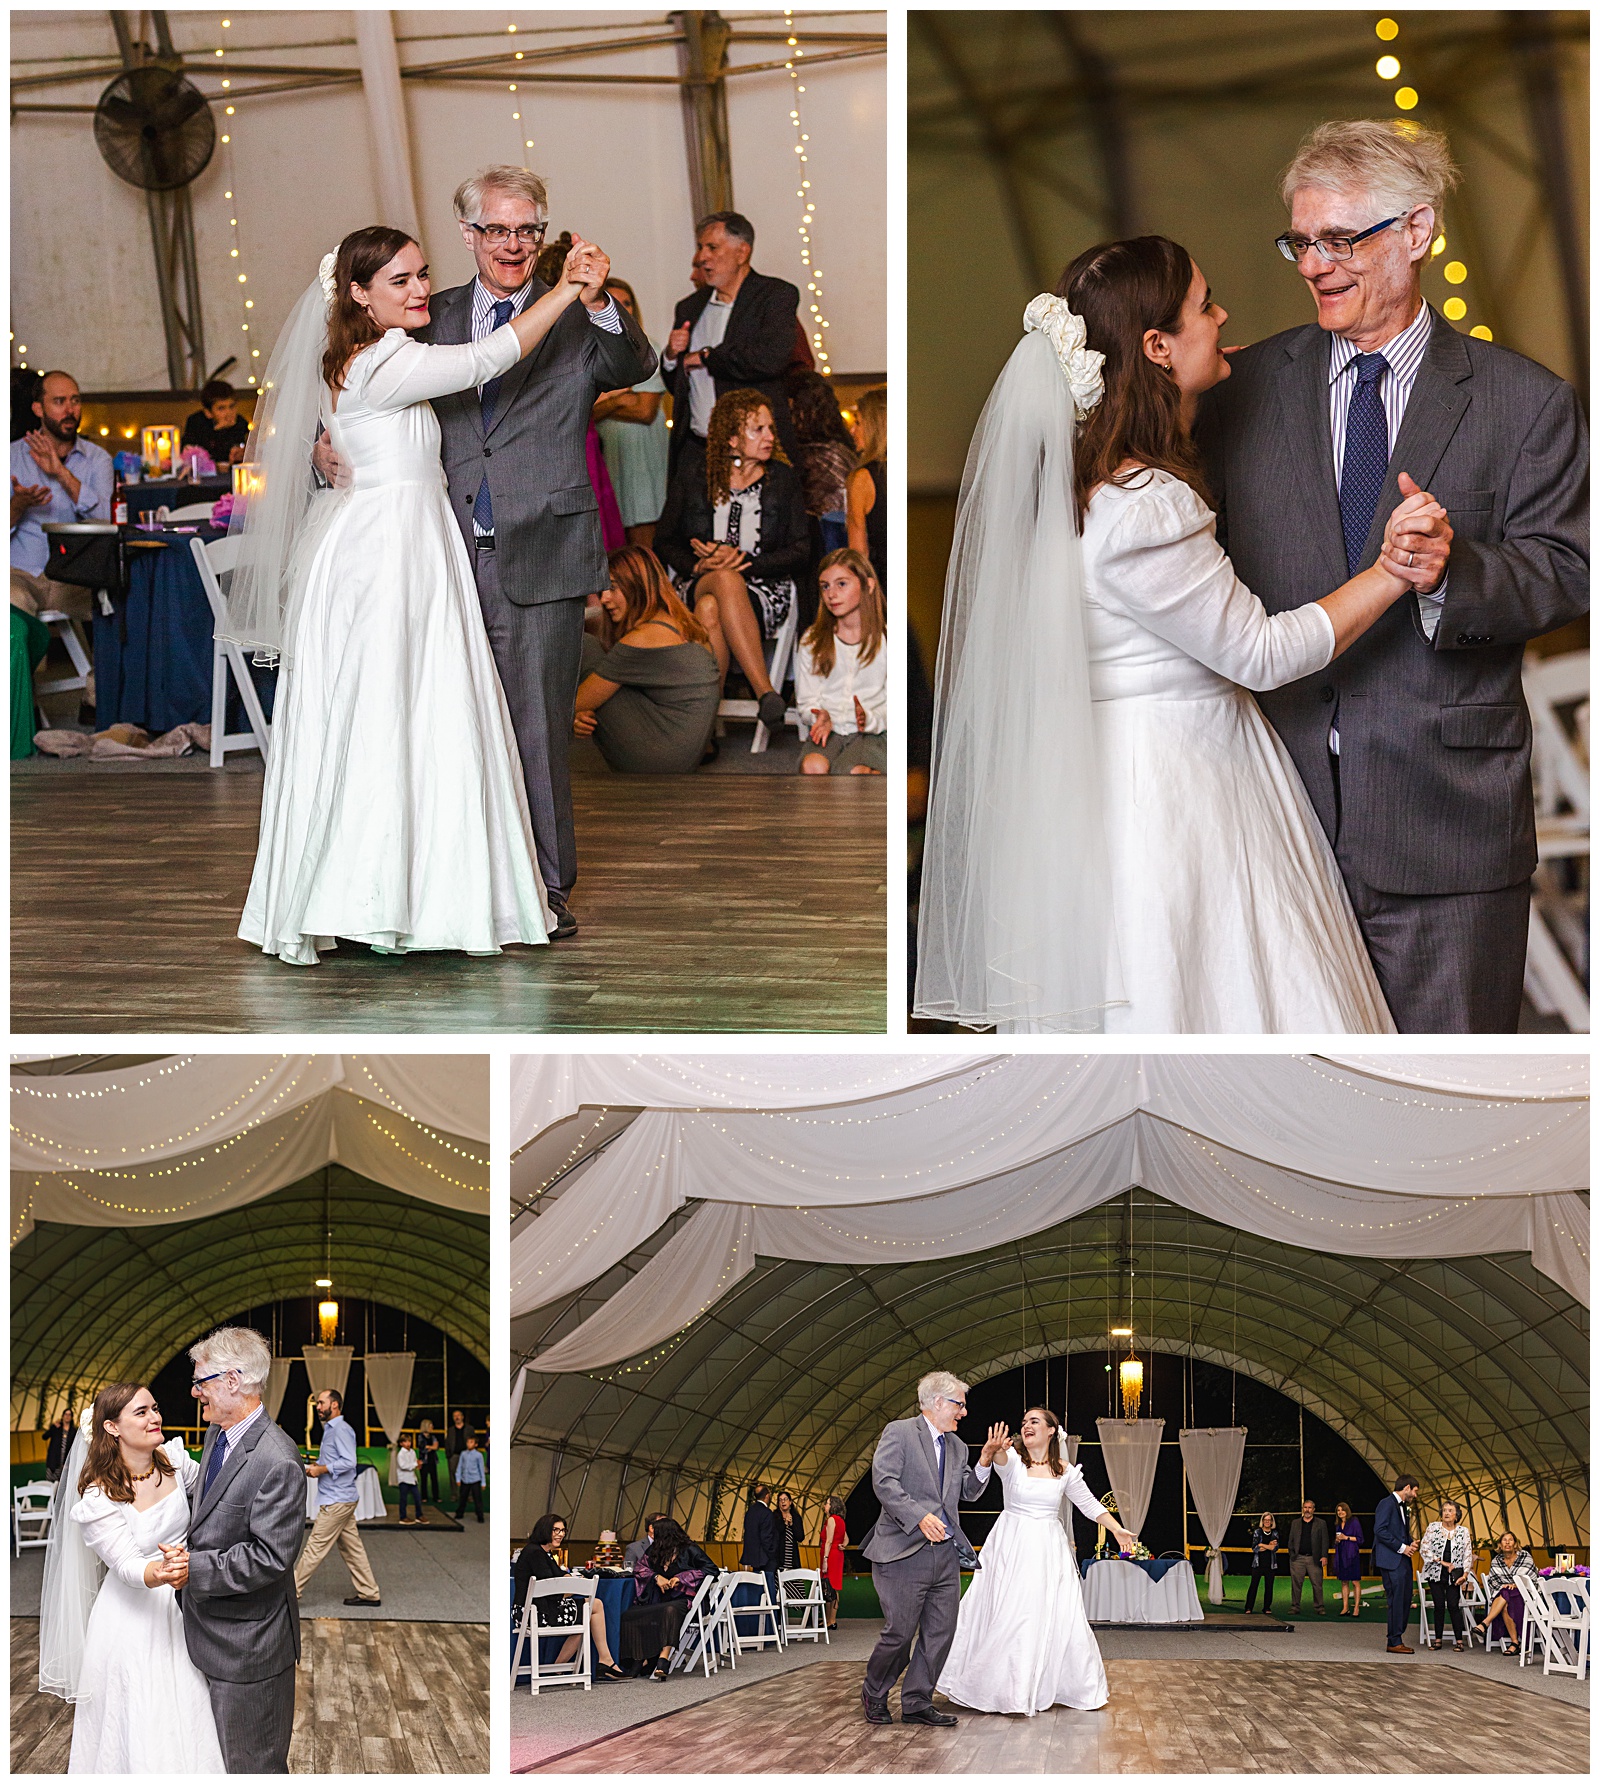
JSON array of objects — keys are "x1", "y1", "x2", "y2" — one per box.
[
  {"x1": 1478, "y1": 1573, "x2": 1511, "y2": 1654},
  {"x1": 1536, "y1": 1576, "x2": 1590, "y2": 1680},
  {"x1": 162, "y1": 502, "x2": 222, "y2": 523},
  {"x1": 1517, "y1": 1573, "x2": 1553, "y2": 1669},
  {"x1": 13, "y1": 1480, "x2": 54, "y2": 1555},
  {"x1": 1523, "y1": 650, "x2": 1589, "y2": 1030},
  {"x1": 777, "y1": 1567, "x2": 830, "y2": 1644},
  {"x1": 1458, "y1": 1570, "x2": 1486, "y2": 1646},
  {"x1": 670, "y1": 1571, "x2": 730, "y2": 1678},
  {"x1": 1414, "y1": 1578, "x2": 1432, "y2": 1647},
  {"x1": 32, "y1": 609, "x2": 94, "y2": 725},
  {"x1": 510, "y1": 1572, "x2": 596, "y2": 1695},
  {"x1": 188, "y1": 534, "x2": 272, "y2": 767},
  {"x1": 716, "y1": 598, "x2": 799, "y2": 753},
  {"x1": 723, "y1": 1569, "x2": 785, "y2": 1654}
]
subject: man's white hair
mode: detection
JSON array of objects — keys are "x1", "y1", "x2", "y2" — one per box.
[
  {"x1": 453, "y1": 165, "x2": 548, "y2": 225},
  {"x1": 1281, "y1": 119, "x2": 1459, "y2": 239},
  {"x1": 917, "y1": 1370, "x2": 968, "y2": 1410},
  {"x1": 189, "y1": 1325, "x2": 271, "y2": 1393}
]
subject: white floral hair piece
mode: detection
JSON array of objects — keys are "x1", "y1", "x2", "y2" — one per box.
[
  {"x1": 318, "y1": 250, "x2": 339, "y2": 309},
  {"x1": 1023, "y1": 293, "x2": 1105, "y2": 421}
]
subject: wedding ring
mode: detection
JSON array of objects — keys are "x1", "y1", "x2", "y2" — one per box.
[{"x1": 1407, "y1": 551, "x2": 1415, "y2": 567}]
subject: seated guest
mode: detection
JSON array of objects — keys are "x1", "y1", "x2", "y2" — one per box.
[
  {"x1": 655, "y1": 388, "x2": 808, "y2": 731},
  {"x1": 1244, "y1": 1511, "x2": 1279, "y2": 1614},
  {"x1": 1482, "y1": 1530, "x2": 1538, "y2": 1654},
  {"x1": 573, "y1": 546, "x2": 720, "y2": 773},
  {"x1": 620, "y1": 1515, "x2": 718, "y2": 1681},
  {"x1": 1332, "y1": 1502, "x2": 1364, "y2": 1617},
  {"x1": 624, "y1": 1514, "x2": 665, "y2": 1574},
  {"x1": 845, "y1": 385, "x2": 886, "y2": 596},
  {"x1": 181, "y1": 379, "x2": 251, "y2": 465},
  {"x1": 10, "y1": 370, "x2": 112, "y2": 620},
  {"x1": 1419, "y1": 1500, "x2": 1473, "y2": 1648},
  {"x1": 788, "y1": 369, "x2": 857, "y2": 549},
  {"x1": 513, "y1": 1513, "x2": 628, "y2": 1680},
  {"x1": 594, "y1": 279, "x2": 670, "y2": 545},
  {"x1": 797, "y1": 549, "x2": 886, "y2": 776},
  {"x1": 661, "y1": 212, "x2": 801, "y2": 489}
]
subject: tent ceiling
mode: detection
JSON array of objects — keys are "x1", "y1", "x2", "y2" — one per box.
[{"x1": 12, "y1": 1168, "x2": 489, "y2": 1425}]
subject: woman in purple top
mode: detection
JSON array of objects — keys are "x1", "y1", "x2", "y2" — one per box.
[
  {"x1": 1332, "y1": 1502, "x2": 1364, "y2": 1617},
  {"x1": 618, "y1": 1515, "x2": 717, "y2": 1680}
]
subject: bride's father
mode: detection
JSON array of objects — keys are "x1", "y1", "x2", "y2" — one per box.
[
  {"x1": 860, "y1": 1372, "x2": 992, "y2": 1728},
  {"x1": 1202, "y1": 119, "x2": 1588, "y2": 1032},
  {"x1": 178, "y1": 1326, "x2": 306, "y2": 1773}
]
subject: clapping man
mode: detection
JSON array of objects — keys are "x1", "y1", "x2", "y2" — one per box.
[
  {"x1": 10, "y1": 370, "x2": 112, "y2": 617},
  {"x1": 1373, "y1": 1473, "x2": 1421, "y2": 1653}
]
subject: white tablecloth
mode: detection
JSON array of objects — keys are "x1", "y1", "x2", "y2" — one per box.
[
  {"x1": 1082, "y1": 1558, "x2": 1204, "y2": 1624},
  {"x1": 304, "y1": 1464, "x2": 387, "y2": 1523}
]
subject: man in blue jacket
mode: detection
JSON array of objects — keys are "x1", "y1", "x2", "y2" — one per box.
[{"x1": 1372, "y1": 1473, "x2": 1420, "y2": 1652}]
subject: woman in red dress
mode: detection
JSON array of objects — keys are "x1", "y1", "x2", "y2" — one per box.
[{"x1": 819, "y1": 1495, "x2": 848, "y2": 1629}]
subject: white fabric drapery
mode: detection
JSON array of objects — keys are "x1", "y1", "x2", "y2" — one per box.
[
  {"x1": 1095, "y1": 1418, "x2": 1164, "y2": 1539},
  {"x1": 302, "y1": 1345, "x2": 353, "y2": 1402},
  {"x1": 353, "y1": 10, "x2": 422, "y2": 241},
  {"x1": 263, "y1": 1358, "x2": 293, "y2": 1423},
  {"x1": 363, "y1": 1352, "x2": 415, "y2": 1484},
  {"x1": 1178, "y1": 1427, "x2": 1247, "y2": 1603},
  {"x1": 12, "y1": 1055, "x2": 488, "y2": 1243}
]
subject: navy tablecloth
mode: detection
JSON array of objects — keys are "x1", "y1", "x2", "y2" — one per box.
[
  {"x1": 1082, "y1": 1556, "x2": 1184, "y2": 1583},
  {"x1": 93, "y1": 525, "x2": 275, "y2": 732},
  {"x1": 121, "y1": 479, "x2": 230, "y2": 521}
]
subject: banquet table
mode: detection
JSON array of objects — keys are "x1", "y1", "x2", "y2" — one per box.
[
  {"x1": 121, "y1": 478, "x2": 230, "y2": 522},
  {"x1": 1081, "y1": 1556, "x2": 1204, "y2": 1623},
  {"x1": 92, "y1": 524, "x2": 276, "y2": 732},
  {"x1": 304, "y1": 1463, "x2": 386, "y2": 1524}
]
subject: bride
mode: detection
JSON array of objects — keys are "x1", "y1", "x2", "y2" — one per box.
[
  {"x1": 938, "y1": 1408, "x2": 1135, "y2": 1717},
  {"x1": 914, "y1": 234, "x2": 1451, "y2": 1033},
  {"x1": 39, "y1": 1384, "x2": 223, "y2": 1773},
  {"x1": 224, "y1": 225, "x2": 602, "y2": 965}
]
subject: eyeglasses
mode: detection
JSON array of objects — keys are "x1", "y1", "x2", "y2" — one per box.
[
  {"x1": 190, "y1": 1368, "x2": 235, "y2": 1392},
  {"x1": 467, "y1": 222, "x2": 548, "y2": 247},
  {"x1": 941, "y1": 1397, "x2": 967, "y2": 1411},
  {"x1": 1275, "y1": 215, "x2": 1404, "y2": 265}
]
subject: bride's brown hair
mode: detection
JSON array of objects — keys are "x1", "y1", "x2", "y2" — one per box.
[
  {"x1": 322, "y1": 225, "x2": 419, "y2": 393},
  {"x1": 78, "y1": 1382, "x2": 176, "y2": 1503},
  {"x1": 1057, "y1": 235, "x2": 1211, "y2": 526},
  {"x1": 1016, "y1": 1405, "x2": 1066, "y2": 1478}
]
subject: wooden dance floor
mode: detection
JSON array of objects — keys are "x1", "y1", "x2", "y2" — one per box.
[
  {"x1": 524, "y1": 1658, "x2": 1589, "y2": 1774},
  {"x1": 10, "y1": 766, "x2": 885, "y2": 1033},
  {"x1": 10, "y1": 1617, "x2": 487, "y2": 1773}
]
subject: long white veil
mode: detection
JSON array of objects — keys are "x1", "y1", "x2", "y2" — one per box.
[
  {"x1": 37, "y1": 1430, "x2": 101, "y2": 1701},
  {"x1": 913, "y1": 306, "x2": 1123, "y2": 1032},
  {"x1": 216, "y1": 260, "x2": 343, "y2": 666}
]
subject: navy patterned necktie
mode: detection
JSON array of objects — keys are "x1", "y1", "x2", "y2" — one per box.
[
  {"x1": 936, "y1": 1432, "x2": 946, "y2": 1489},
  {"x1": 1339, "y1": 351, "x2": 1389, "y2": 575},
  {"x1": 202, "y1": 1431, "x2": 227, "y2": 1497},
  {"x1": 473, "y1": 298, "x2": 515, "y2": 533}
]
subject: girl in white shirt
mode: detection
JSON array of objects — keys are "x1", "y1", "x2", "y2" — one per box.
[{"x1": 797, "y1": 549, "x2": 887, "y2": 775}]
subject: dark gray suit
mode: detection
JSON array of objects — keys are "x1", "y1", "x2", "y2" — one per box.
[
  {"x1": 861, "y1": 1415, "x2": 986, "y2": 1716},
  {"x1": 422, "y1": 282, "x2": 656, "y2": 898},
  {"x1": 1201, "y1": 307, "x2": 1588, "y2": 1031},
  {"x1": 183, "y1": 1413, "x2": 306, "y2": 1773}
]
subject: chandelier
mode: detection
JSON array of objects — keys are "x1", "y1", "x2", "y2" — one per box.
[{"x1": 1119, "y1": 1347, "x2": 1144, "y2": 1419}]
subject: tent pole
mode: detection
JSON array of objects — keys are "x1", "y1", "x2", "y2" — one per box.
[{"x1": 671, "y1": 11, "x2": 734, "y2": 216}]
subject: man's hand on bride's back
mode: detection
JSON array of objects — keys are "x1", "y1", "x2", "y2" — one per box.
[
  {"x1": 1379, "y1": 471, "x2": 1451, "y2": 591},
  {"x1": 311, "y1": 435, "x2": 351, "y2": 490}
]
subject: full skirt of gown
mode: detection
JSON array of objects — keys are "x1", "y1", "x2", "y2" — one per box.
[{"x1": 238, "y1": 475, "x2": 552, "y2": 965}]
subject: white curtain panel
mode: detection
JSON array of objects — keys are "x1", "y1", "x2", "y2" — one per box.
[
  {"x1": 12, "y1": 1060, "x2": 489, "y2": 1243},
  {"x1": 1322, "y1": 1056, "x2": 1589, "y2": 1098},
  {"x1": 1096, "y1": 1418, "x2": 1165, "y2": 1540},
  {"x1": 508, "y1": 1366, "x2": 528, "y2": 1438},
  {"x1": 352, "y1": 10, "x2": 421, "y2": 240},
  {"x1": 263, "y1": 1357, "x2": 294, "y2": 1423},
  {"x1": 1178, "y1": 1427, "x2": 1247, "y2": 1603},
  {"x1": 301, "y1": 1345, "x2": 354, "y2": 1401},
  {"x1": 343, "y1": 1056, "x2": 490, "y2": 1143},
  {"x1": 511, "y1": 1054, "x2": 991, "y2": 1149},
  {"x1": 363, "y1": 1352, "x2": 416, "y2": 1485}
]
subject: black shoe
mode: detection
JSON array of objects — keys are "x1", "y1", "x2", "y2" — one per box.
[
  {"x1": 546, "y1": 896, "x2": 578, "y2": 940},
  {"x1": 650, "y1": 1662, "x2": 671, "y2": 1682},
  {"x1": 902, "y1": 1707, "x2": 958, "y2": 1728},
  {"x1": 861, "y1": 1693, "x2": 893, "y2": 1726},
  {"x1": 757, "y1": 690, "x2": 786, "y2": 729},
  {"x1": 344, "y1": 1596, "x2": 382, "y2": 1607}
]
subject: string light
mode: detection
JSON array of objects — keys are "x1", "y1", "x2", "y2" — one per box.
[
  {"x1": 783, "y1": 9, "x2": 832, "y2": 374},
  {"x1": 212, "y1": 14, "x2": 259, "y2": 385},
  {"x1": 1372, "y1": 17, "x2": 1492, "y2": 343}
]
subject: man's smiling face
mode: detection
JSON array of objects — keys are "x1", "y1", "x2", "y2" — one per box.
[{"x1": 1288, "y1": 185, "x2": 1429, "y2": 346}]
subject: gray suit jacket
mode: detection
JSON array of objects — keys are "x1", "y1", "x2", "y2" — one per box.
[
  {"x1": 1200, "y1": 307, "x2": 1588, "y2": 895},
  {"x1": 860, "y1": 1415, "x2": 986, "y2": 1566},
  {"x1": 181, "y1": 1414, "x2": 306, "y2": 1683},
  {"x1": 422, "y1": 280, "x2": 656, "y2": 606}
]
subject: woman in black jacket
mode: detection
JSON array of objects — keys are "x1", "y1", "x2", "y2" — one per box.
[
  {"x1": 655, "y1": 387, "x2": 808, "y2": 730},
  {"x1": 45, "y1": 1408, "x2": 75, "y2": 1482},
  {"x1": 514, "y1": 1513, "x2": 628, "y2": 1680}
]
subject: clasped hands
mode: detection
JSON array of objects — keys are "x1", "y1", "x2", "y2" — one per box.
[
  {"x1": 147, "y1": 1541, "x2": 190, "y2": 1589},
  {"x1": 690, "y1": 538, "x2": 748, "y2": 576},
  {"x1": 1378, "y1": 471, "x2": 1452, "y2": 593}
]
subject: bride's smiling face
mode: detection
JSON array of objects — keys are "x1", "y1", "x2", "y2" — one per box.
[
  {"x1": 1144, "y1": 260, "x2": 1229, "y2": 400},
  {"x1": 106, "y1": 1387, "x2": 163, "y2": 1455},
  {"x1": 353, "y1": 241, "x2": 433, "y2": 333},
  {"x1": 1018, "y1": 1409, "x2": 1053, "y2": 1457}
]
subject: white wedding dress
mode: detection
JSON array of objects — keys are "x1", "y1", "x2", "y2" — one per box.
[
  {"x1": 68, "y1": 1440, "x2": 224, "y2": 1773},
  {"x1": 239, "y1": 323, "x2": 552, "y2": 965},
  {"x1": 1081, "y1": 469, "x2": 1395, "y2": 1033},
  {"x1": 937, "y1": 1452, "x2": 1109, "y2": 1716}
]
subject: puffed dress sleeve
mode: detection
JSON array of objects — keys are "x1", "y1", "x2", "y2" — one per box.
[
  {"x1": 348, "y1": 325, "x2": 522, "y2": 413},
  {"x1": 1094, "y1": 475, "x2": 1338, "y2": 691},
  {"x1": 161, "y1": 1435, "x2": 200, "y2": 1491},
  {"x1": 71, "y1": 1491, "x2": 154, "y2": 1589}
]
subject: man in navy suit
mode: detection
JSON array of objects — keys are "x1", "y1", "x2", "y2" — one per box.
[{"x1": 1373, "y1": 1473, "x2": 1421, "y2": 1652}]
